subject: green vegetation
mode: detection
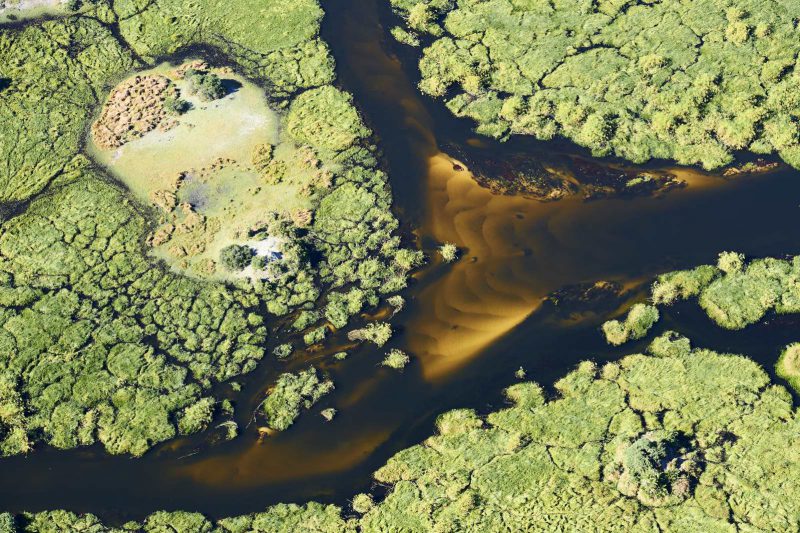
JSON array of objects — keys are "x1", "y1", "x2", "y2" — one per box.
[
  {"x1": 320, "y1": 407, "x2": 336, "y2": 422},
  {"x1": 381, "y1": 348, "x2": 410, "y2": 369},
  {"x1": 0, "y1": 0, "x2": 416, "y2": 457},
  {"x1": 219, "y1": 245, "x2": 253, "y2": 272},
  {"x1": 0, "y1": 19, "x2": 135, "y2": 202},
  {"x1": 602, "y1": 303, "x2": 659, "y2": 346},
  {"x1": 777, "y1": 343, "x2": 800, "y2": 392},
  {"x1": 183, "y1": 69, "x2": 226, "y2": 101},
  {"x1": 0, "y1": 179, "x2": 266, "y2": 457},
  {"x1": 648, "y1": 252, "x2": 800, "y2": 331},
  {"x1": 390, "y1": 0, "x2": 800, "y2": 169},
  {"x1": 261, "y1": 367, "x2": 333, "y2": 432},
  {"x1": 438, "y1": 242, "x2": 458, "y2": 263},
  {"x1": 651, "y1": 265, "x2": 720, "y2": 305},
  {"x1": 12, "y1": 333, "x2": 800, "y2": 530},
  {"x1": 348, "y1": 322, "x2": 393, "y2": 347}
]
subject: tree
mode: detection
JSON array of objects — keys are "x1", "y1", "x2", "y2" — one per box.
[
  {"x1": 184, "y1": 70, "x2": 227, "y2": 101},
  {"x1": 219, "y1": 245, "x2": 253, "y2": 272}
]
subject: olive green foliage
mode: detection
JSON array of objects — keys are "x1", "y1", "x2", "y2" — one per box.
[
  {"x1": 776, "y1": 343, "x2": 800, "y2": 393},
  {"x1": 324, "y1": 288, "x2": 370, "y2": 329},
  {"x1": 303, "y1": 326, "x2": 327, "y2": 346},
  {"x1": 24, "y1": 333, "x2": 800, "y2": 530},
  {"x1": 602, "y1": 303, "x2": 659, "y2": 346},
  {"x1": 183, "y1": 69, "x2": 226, "y2": 101},
  {"x1": 356, "y1": 333, "x2": 800, "y2": 530},
  {"x1": 286, "y1": 87, "x2": 370, "y2": 154},
  {"x1": 218, "y1": 244, "x2": 253, "y2": 272},
  {"x1": 163, "y1": 96, "x2": 190, "y2": 115},
  {"x1": 0, "y1": 179, "x2": 267, "y2": 456},
  {"x1": 0, "y1": 0, "x2": 416, "y2": 457},
  {"x1": 654, "y1": 253, "x2": 800, "y2": 330},
  {"x1": 273, "y1": 343, "x2": 293, "y2": 359},
  {"x1": 114, "y1": 0, "x2": 334, "y2": 98},
  {"x1": 262, "y1": 367, "x2": 333, "y2": 431},
  {"x1": 391, "y1": 0, "x2": 800, "y2": 169},
  {"x1": 0, "y1": 19, "x2": 135, "y2": 202},
  {"x1": 651, "y1": 265, "x2": 720, "y2": 305}
]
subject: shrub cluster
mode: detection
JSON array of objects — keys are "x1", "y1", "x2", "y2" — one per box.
[
  {"x1": 262, "y1": 367, "x2": 333, "y2": 432},
  {"x1": 390, "y1": 0, "x2": 800, "y2": 170},
  {"x1": 602, "y1": 303, "x2": 660, "y2": 346},
  {"x1": 11, "y1": 333, "x2": 800, "y2": 531},
  {"x1": 183, "y1": 69, "x2": 226, "y2": 101},
  {"x1": 0, "y1": 0, "x2": 419, "y2": 457}
]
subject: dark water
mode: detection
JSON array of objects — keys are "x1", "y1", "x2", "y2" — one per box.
[{"x1": 2, "y1": 0, "x2": 800, "y2": 522}]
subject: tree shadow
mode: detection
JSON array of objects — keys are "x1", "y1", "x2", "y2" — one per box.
[
  {"x1": 221, "y1": 78, "x2": 243, "y2": 95},
  {"x1": 0, "y1": 78, "x2": 11, "y2": 92}
]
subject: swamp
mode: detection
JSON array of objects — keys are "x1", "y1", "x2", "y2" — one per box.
[{"x1": 0, "y1": 0, "x2": 800, "y2": 531}]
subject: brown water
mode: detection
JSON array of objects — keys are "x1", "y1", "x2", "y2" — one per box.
[{"x1": 2, "y1": 0, "x2": 800, "y2": 522}]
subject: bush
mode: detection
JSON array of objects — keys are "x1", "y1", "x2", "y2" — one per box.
[
  {"x1": 219, "y1": 245, "x2": 253, "y2": 272},
  {"x1": 776, "y1": 343, "x2": 800, "y2": 393},
  {"x1": 273, "y1": 343, "x2": 293, "y2": 359},
  {"x1": 652, "y1": 265, "x2": 719, "y2": 305},
  {"x1": 602, "y1": 304, "x2": 659, "y2": 345},
  {"x1": 348, "y1": 322, "x2": 392, "y2": 346},
  {"x1": 717, "y1": 251, "x2": 745, "y2": 275},
  {"x1": 262, "y1": 367, "x2": 333, "y2": 431},
  {"x1": 439, "y1": 242, "x2": 459, "y2": 263},
  {"x1": 382, "y1": 349, "x2": 410, "y2": 369},
  {"x1": 163, "y1": 96, "x2": 190, "y2": 115},
  {"x1": 184, "y1": 69, "x2": 226, "y2": 101}
]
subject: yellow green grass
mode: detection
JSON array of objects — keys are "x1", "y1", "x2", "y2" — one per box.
[
  {"x1": 777, "y1": 343, "x2": 800, "y2": 392},
  {"x1": 89, "y1": 61, "x2": 330, "y2": 279}
]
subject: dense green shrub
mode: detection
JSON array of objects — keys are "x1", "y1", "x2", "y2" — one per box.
[
  {"x1": 0, "y1": 19, "x2": 134, "y2": 202},
  {"x1": 776, "y1": 343, "x2": 800, "y2": 393},
  {"x1": 439, "y1": 242, "x2": 458, "y2": 263},
  {"x1": 651, "y1": 253, "x2": 800, "y2": 331},
  {"x1": 381, "y1": 349, "x2": 410, "y2": 369},
  {"x1": 348, "y1": 322, "x2": 393, "y2": 346},
  {"x1": 390, "y1": 0, "x2": 800, "y2": 169},
  {"x1": 0, "y1": 0, "x2": 418, "y2": 458},
  {"x1": 219, "y1": 245, "x2": 254, "y2": 272},
  {"x1": 262, "y1": 367, "x2": 333, "y2": 431},
  {"x1": 652, "y1": 265, "x2": 720, "y2": 304},
  {"x1": 184, "y1": 70, "x2": 226, "y2": 101},
  {"x1": 0, "y1": 178, "x2": 267, "y2": 456},
  {"x1": 602, "y1": 303, "x2": 659, "y2": 345},
  {"x1": 21, "y1": 333, "x2": 800, "y2": 530}
]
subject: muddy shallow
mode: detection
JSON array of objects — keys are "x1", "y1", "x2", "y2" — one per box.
[{"x1": 1, "y1": 0, "x2": 800, "y2": 522}]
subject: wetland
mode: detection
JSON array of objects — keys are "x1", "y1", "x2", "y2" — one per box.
[{"x1": 1, "y1": 0, "x2": 800, "y2": 530}]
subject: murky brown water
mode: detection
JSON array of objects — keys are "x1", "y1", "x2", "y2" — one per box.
[{"x1": 2, "y1": 0, "x2": 800, "y2": 522}]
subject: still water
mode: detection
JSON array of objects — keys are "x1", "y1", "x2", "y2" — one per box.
[{"x1": 1, "y1": 0, "x2": 800, "y2": 522}]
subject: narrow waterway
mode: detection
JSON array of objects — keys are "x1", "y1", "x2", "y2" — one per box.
[{"x1": 2, "y1": 0, "x2": 800, "y2": 522}]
